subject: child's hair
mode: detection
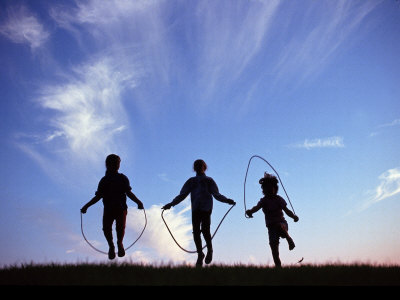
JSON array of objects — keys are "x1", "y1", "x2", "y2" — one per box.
[
  {"x1": 259, "y1": 172, "x2": 279, "y2": 196},
  {"x1": 105, "y1": 154, "x2": 121, "y2": 171},
  {"x1": 193, "y1": 159, "x2": 207, "y2": 174}
]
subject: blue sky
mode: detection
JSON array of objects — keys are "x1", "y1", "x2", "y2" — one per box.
[{"x1": 1, "y1": 0, "x2": 399, "y2": 267}]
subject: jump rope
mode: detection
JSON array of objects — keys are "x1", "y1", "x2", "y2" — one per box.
[
  {"x1": 80, "y1": 208, "x2": 147, "y2": 255},
  {"x1": 161, "y1": 203, "x2": 236, "y2": 254},
  {"x1": 81, "y1": 155, "x2": 300, "y2": 260},
  {"x1": 244, "y1": 155, "x2": 296, "y2": 217}
]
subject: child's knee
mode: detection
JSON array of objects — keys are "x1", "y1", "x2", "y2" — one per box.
[
  {"x1": 201, "y1": 223, "x2": 211, "y2": 234},
  {"x1": 192, "y1": 228, "x2": 201, "y2": 236},
  {"x1": 115, "y1": 224, "x2": 125, "y2": 234}
]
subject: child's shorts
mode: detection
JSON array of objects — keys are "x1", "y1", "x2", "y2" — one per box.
[{"x1": 267, "y1": 221, "x2": 288, "y2": 246}]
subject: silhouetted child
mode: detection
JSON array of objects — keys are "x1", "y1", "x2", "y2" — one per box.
[
  {"x1": 162, "y1": 159, "x2": 235, "y2": 267},
  {"x1": 246, "y1": 172, "x2": 299, "y2": 268},
  {"x1": 81, "y1": 154, "x2": 144, "y2": 260}
]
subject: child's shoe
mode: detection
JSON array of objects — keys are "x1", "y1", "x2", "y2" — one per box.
[
  {"x1": 108, "y1": 246, "x2": 116, "y2": 260},
  {"x1": 196, "y1": 252, "x2": 205, "y2": 267},
  {"x1": 205, "y1": 249, "x2": 213, "y2": 265},
  {"x1": 117, "y1": 242, "x2": 125, "y2": 257}
]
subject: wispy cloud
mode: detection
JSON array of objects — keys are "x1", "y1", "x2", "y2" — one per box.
[
  {"x1": 291, "y1": 136, "x2": 345, "y2": 150},
  {"x1": 0, "y1": 5, "x2": 49, "y2": 49},
  {"x1": 272, "y1": 0, "x2": 383, "y2": 87},
  {"x1": 37, "y1": 58, "x2": 135, "y2": 160},
  {"x1": 15, "y1": 55, "x2": 142, "y2": 186},
  {"x1": 50, "y1": 0, "x2": 171, "y2": 108},
  {"x1": 195, "y1": 0, "x2": 281, "y2": 101},
  {"x1": 370, "y1": 118, "x2": 400, "y2": 137},
  {"x1": 360, "y1": 168, "x2": 400, "y2": 211},
  {"x1": 51, "y1": 0, "x2": 156, "y2": 27},
  {"x1": 362, "y1": 168, "x2": 400, "y2": 210},
  {"x1": 378, "y1": 119, "x2": 400, "y2": 129}
]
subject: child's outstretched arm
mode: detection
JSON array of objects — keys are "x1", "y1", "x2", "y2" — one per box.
[
  {"x1": 283, "y1": 206, "x2": 299, "y2": 222},
  {"x1": 81, "y1": 195, "x2": 102, "y2": 213},
  {"x1": 209, "y1": 178, "x2": 235, "y2": 205},
  {"x1": 127, "y1": 191, "x2": 144, "y2": 209},
  {"x1": 245, "y1": 203, "x2": 262, "y2": 218},
  {"x1": 162, "y1": 178, "x2": 192, "y2": 210}
]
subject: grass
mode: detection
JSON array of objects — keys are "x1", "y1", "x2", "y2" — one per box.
[{"x1": 1, "y1": 262, "x2": 400, "y2": 286}]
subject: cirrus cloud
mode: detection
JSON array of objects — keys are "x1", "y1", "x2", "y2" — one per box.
[
  {"x1": 291, "y1": 136, "x2": 345, "y2": 150},
  {"x1": 361, "y1": 167, "x2": 400, "y2": 211},
  {"x1": 0, "y1": 5, "x2": 49, "y2": 49}
]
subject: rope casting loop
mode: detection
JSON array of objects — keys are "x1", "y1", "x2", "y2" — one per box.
[
  {"x1": 161, "y1": 203, "x2": 236, "y2": 254},
  {"x1": 244, "y1": 155, "x2": 295, "y2": 218},
  {"x1": 80, "y1": 207, "x2": 147, "y2": 255}
]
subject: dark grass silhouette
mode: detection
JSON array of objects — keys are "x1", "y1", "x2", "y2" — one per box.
[{"x1": 1, "y1": 263, "x2": 400, "y2": 285}]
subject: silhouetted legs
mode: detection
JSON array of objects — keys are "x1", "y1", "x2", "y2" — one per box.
[
  {"x1": 192, "y1": 210, "x2": 212, "y2": 267},
  {"x1": 268, "y1": 221, "x2": 295, "y2": 267},
  {"x1": 270, "y1": 244, "x2": 281, "y2": 268},
  {"x1": 103, "y1": 209, "x2": 128, "y2": 259}
]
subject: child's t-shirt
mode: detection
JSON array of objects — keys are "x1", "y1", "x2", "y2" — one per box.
[
  {"x1": 257, "y1": 195, "x2": 287, "y2": 227},
  {"x1": 171, "y1": 174, "x2": 230, "y2": 212},
  {"x1": 95, "y1": 171, "x2": 132, "y2": 211}
]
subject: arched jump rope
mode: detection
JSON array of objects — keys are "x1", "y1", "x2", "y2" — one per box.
[
  {"x1": 161, "y1": 203, "x2": 236, "y2": 254},
  {"x1": 244, "y1": 155, "x2": 303, "y2": 264},
  {"x1": 244, "y1": 155, "x2": 296, "y2": 216},
  {"x1": 80, "y1": 208, "x2": 147, "y2": 255}
]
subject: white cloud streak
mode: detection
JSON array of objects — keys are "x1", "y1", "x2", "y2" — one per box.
[
  {"x1": 370, "y1": 118, "x2": 400, "y2": 137},
  {"x1": 378, "y1": 119, "x2": 400, "y2": 129},
  {"x1": 292, "y1": 136, "x2": 345, "y2": 150},
  {"x1": 195, "y1": 0, "x2": 281, "y2": 100},
  {"x1": 50, "y1": 0, "x2": 157, "y2": 27},
  {"x1": 14, "y1": 54, "x2": 143, "y2": 189},
  {"x1": 73, "y1": 0, "x2": 157, "y2": 25},
  {"x1": 20, "y1": 55, "x2": 140, "y2": 166},
  {"x1": 38, "y1": 58, "x2": 134, "y2": 160},
  {"x1": 0, "y1": 5, "x2": 49, "y2": 49},
  {"x1": 272, "y1": 0, "x2": 383, "y2": 87},
  {"x1": 50, "y1": 0, "x2": 171, "y2": 113},
  {"x1": 361, "y1": 168, "x2": 400, "y2": 211}
]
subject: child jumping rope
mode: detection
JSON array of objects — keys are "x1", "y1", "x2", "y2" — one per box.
[
  {"x1": 81, "y1": 154, "x2": 144, "y2": 260},
  {"x1": 246, "y1": 172, "x2": 299, "y2": 268},
  {"x1": 162, "y1": 159, "x2": 236, "y2": 267}
]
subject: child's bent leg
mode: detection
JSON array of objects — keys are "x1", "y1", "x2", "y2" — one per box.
[
  {"x1": 286, "y1": 236, "x2": 295, "y2": 250},
  {"x1": 279, "y1": 222, "x2": 295, "y2": 250}
]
